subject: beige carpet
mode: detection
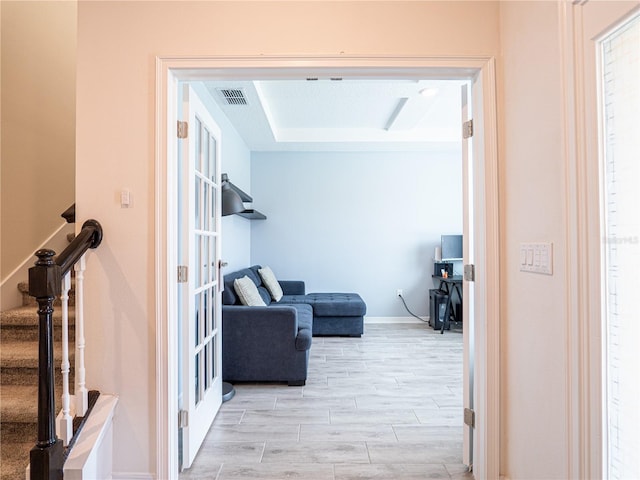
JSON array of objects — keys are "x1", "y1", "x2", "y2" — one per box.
[{"x1": 1, "y1": 304, "x2": 74, "y2": 480}]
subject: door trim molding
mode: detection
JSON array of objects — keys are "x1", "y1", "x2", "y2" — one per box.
[
  {"x1": 563, "y1": 4, "x2": 640, "y2": 479},
  {"x1": 155, "y1": 54, "x2": 501, "y2": 480}
]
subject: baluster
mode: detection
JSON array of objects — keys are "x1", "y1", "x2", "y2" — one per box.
[
  {"x1": 74, "y1": 255, "x2": 88, "y2": 416},
  {"x1": 57, "y1": 271, "x2": 73, "y2": 445}
]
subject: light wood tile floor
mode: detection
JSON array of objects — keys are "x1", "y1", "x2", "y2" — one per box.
[{"x1": 180, "y1": 323, "x2": 473, "y2": 480}]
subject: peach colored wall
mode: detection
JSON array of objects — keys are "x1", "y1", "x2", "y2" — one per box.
[
  {"x1": 76, "y1": 1, "x2": 505, "y2": 476},
  {"x1": 498, "y1": 3, "x2": 640, "y2": 478},
  {"x1": 498, "y1": 2, "x2": 569, "y2": 478},
  {"x1": 0, "y1": 1, "x2": 76, "y2": 285}
]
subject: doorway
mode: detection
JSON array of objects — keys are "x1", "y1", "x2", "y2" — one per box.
[{"x1": 155, "y1": 56, "x2": 500, "y2": 480}]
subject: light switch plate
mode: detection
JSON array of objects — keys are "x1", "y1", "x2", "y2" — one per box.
[
  {"x1": 520, "y1": 242, "x2": 553, "y2": 275},
  {"x1": 120, "y1": 189, "x2": 131, "y2": 208}
]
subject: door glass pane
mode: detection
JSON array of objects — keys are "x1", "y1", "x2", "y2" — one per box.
[
  {"x1": 201, "y1": 236, "x2": 207, "y2": 288},
  {"x1": 202, "y1": 125, "x2": 210, "y2": 179},
  {"x1": 210, "y1": 137, "x2": 217, "y2": 181},
  {"x1": 194, "y1": 292, "x2": 201, "y2": 348},
  {"x1": 195, "y1": 234, "x2": 201, "y2": 287},
  {"x1": 194, "y1": 177, "x2": 201, "y2": 233},
  {"x1": 211, "y1": 296, "x2": 217, "y2": 332},
  {"x1": 204, "y1": 343, "x2": 210, "y2": 390},
  {"x1": 203, "y1": 184, "x2": 210, "y2": 232},
  {"x1": 210, "y1": 341, "x2": 216, "y2": 383},
  {"x1": 209, "y1": 236, "x2": 215, "y2": 284},
  {"x1": 203, "y1": 286, "x2": 208, "y2": 338},
  {"x1": 195, "y1": 117, "x2": 202, "y2": 173},
  {"x1": 195, "y1": 351, "x2": 201, "y2": 404},
  {"x1": 600, "y1": 14, "x2": 640, "y2": 480}
]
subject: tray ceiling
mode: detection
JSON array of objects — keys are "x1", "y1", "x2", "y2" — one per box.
[{"x1": 204, "y1": 78, "x2": 465, "y2": 152}]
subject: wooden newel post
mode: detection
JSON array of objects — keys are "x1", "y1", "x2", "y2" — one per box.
[{"x1": 29, "y1": 249, "x2": 64, "y2": 480}]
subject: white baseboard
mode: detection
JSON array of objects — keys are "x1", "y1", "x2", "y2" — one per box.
[
  {"x1": 111, "y1": 473, "x2": 154, "y2": 480},
  {"x1": 365, "y1": 316, "x2": 429, "y2": 324}
]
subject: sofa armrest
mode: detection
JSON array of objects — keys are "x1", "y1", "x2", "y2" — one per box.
[
  {"x1": 222, "y1": 304, "x2": 311, "y2": 385},
  {"x1": 222, "y1": 305, "x2": 311, "y2": 352},
  {"x1": 279, "y1": 280, "x2": 305, "y2": 295}
]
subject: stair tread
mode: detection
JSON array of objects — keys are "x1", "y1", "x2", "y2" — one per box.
[
  {"x1": 0, "y1": 306, "x2": 75, "y2": 327},
  {"x1": 1, "y1": 340, "x2": 74, "y2": 367},
  {"x1": 1, "y1": 283, "x2": 79, "y2": 480},
  {"x1": 0, "y1": 441, "x2": 31, "y2": 480},
  {"x1": 0, "y1": 385, "x2": 38, "y2": 421}
]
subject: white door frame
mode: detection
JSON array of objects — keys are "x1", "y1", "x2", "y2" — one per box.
[
  {"x1": 564, "y1": 3, "x2": 640, "y2": 478},
  {"x1": 154, "y1": 55, "x2": 501, "y2": 480}
]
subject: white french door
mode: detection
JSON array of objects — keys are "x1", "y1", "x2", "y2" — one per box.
[
  {"x1": 460, "y1": 82, "x2": 475, "y2": 469},
  {"x1": 460, "y1": 69, "x2": 491, "y2": 474},
  {"x1": 179, "y1": 85, "x2": 223, "y2": 469}
]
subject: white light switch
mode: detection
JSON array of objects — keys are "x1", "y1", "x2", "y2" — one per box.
[
  {"x1": 520, "y1": 242, "x2": 553, "y2": 275},
  {"x1": 120, "y1": 189, "x2": 131, "y2": 208}
]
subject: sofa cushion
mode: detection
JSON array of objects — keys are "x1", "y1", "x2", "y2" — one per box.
[
  {"x1": 258, "y1": 266, "x2": 284, "y2": 302},
  {"x1": 305, "y1": 293, "x2": 367, "y2": 317},
  {"x1": 289, "y1": 303, "x2": 313, "y2": 331},
  {"x1": 278, "y1": 293, "x2": 367, "y2": 317},
  {"x1": 257, "y1": 286, "x2": 273, "y2": 305},
  {"x1": 234, "y1": 276, "x2": 266, "y2": 306},
  {"x1": 278, "y1": 294, "x2": 310, "y2": 305}
]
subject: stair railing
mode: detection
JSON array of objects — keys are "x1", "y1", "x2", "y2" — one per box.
[{"x1": 28, "y1": 219, "x2": 103, "y2": 480}]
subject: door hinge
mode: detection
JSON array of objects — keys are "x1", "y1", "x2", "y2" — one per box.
[
  {"x1": 464, "y1": 407, "x2": 475, "y2": 428},
  {"x1": 463, "y1": 119, "x2": 474, "y2": 139},
  {"x1": 177, "y1": 120, "x2": 188, "y2": 139},
  {"x1": 177, "y1": 265, "x2": 188, "y2": 283},
  {"x1": 464, "y1": 264, "x2": 475, "y2": 282},
  {"x1": 178, "y1": 409, "x2": 189, "y2": 428}
]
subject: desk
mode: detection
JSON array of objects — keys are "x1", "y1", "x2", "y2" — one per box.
[{"x1": 432, "y1": 275, "x2": 463, "y2": 334}]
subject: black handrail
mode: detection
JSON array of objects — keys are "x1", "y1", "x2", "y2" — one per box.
[
  {"x1": 60, "y1": 204, "x2": 75, "y2": 224},
  {"x1": 28, "y1": 219, "x2": 103, "y2": 480},
  {"x1": 56, "y1": 220, "x2": 103, "y2": 276}
]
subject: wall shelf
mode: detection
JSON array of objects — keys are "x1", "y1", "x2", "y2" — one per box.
[
  {"x1": 237, "y1": 209, "x2": 267, "y2": 220},
  {"x1": 226, "y1": 179, "x2": 267, "y2": 220}
]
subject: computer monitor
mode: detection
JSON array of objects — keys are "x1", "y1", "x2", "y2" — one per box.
[{"x1": 441, "y1": 234, "x2": 463, "y2": 260}]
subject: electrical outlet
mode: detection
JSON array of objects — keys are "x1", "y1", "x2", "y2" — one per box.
[{"x1": 396, "y1": 289, "x2": 403, "y2": 297}]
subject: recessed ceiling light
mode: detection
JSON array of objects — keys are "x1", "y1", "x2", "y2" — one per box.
[{"x1": 419, "y1": 88, "x2": 439, "y2": 97}]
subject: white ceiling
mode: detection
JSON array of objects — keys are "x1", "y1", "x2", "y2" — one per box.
[{"x1": 203, "y1": 79, "x2": 466, "y2": 152}]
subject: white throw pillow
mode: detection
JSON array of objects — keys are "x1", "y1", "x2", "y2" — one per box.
[
  {"x1": 233, "y1": 276, "x2": 266, "y2": 306},
  {"x1": 258, "y1": 266, "x2": 284, "y2": 302}
]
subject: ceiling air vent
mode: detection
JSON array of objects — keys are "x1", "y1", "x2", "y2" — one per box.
[{"x1": 218, "y1": 88, "x2": 248, "y2": 105}]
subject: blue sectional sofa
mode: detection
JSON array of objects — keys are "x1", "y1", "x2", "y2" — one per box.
[{"x1": 221, "y1": 265, "x2": 367, "y2": 386}]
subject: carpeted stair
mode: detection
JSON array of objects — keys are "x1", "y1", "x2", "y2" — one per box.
[{"x1": 1, "y1": 289, "x2": 75, "y2": 480}]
